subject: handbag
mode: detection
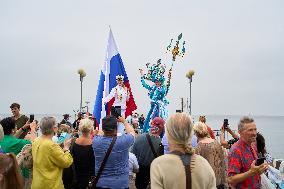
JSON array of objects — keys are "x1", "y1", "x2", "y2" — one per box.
[{"x1": 87, "y1": 136, "x2": 117, "y2": 189}]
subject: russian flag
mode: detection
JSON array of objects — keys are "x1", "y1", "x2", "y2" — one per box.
[{"x1": 93, "y1": 29, "x2": 137, "y2": 128}]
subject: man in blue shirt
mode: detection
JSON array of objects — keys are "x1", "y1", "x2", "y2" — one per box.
[{"x1": 92, "y1": 115, "x2": 135, "y2": 189}]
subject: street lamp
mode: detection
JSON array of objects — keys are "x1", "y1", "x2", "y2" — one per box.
[
  {"x1": 186, "y1": 70, "x2": 195, "y2": 115},
  {"x1": 78, "y1": 68, "x2": 86, "y2": 113}
]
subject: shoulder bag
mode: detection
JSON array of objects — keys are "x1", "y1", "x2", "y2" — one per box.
[
  {"x1": 87, "y1": 136, "x2": 117, "y2": 189},
  {"x1": 170, "y1": 151, "x2": 192, "y2": 189}
]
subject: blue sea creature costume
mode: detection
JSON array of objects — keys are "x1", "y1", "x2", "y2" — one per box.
[{"x1": 140, "y1": 59, "x2": 171, "y2": 132}]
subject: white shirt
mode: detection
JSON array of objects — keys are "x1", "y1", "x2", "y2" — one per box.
[
  {"x1": 129, "y1": 152, "x2": 139, "y2": 176},
  {"x1": 117, "y1": 122, "x2": 125, "y2": 136},
  {"x1": 104, "y1": 85, "x2": 129, "y2": 109}
]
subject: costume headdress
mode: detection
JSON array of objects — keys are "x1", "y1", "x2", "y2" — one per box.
[
  {"x1": 116, "y1": 75, "x2": 124, "y2": 80},
  {"x1": 143, "y1": 59, "x2": 166, "y2": 83}
]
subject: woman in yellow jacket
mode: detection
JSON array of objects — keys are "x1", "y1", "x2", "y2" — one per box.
[{"x1": 31, "y1": 117, "x2": 73, "y2": 189}]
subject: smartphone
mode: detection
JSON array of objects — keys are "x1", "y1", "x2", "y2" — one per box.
[
  {"x1": 111, "y1": 106, "x2": 121, "y2": 118},
  {"x1": 29, "y1": 114, "x2": 34, "y2": 123},
  {"x1": 223, "y1": 119, "x2": 229, "y2": 129},
  {"x1": 256, "y1": 157, "x2": 265, "y2": 166}
]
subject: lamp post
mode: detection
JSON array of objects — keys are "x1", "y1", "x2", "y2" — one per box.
[
  {"x1": 78, "y1": 69, "x2": 86, "y2": 113},
  {"x1": 186, "y1": 70, "x2": 195, "y2": 115}
]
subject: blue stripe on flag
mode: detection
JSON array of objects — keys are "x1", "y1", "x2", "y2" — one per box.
[
  {"x1": 93, "y1": 71, "x2": 105, "y2": 123},
  {"x1": 109, "y1": 54, "x2": 129, "y2": 91}
]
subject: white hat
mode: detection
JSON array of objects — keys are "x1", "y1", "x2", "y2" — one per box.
[{"x1": 116, "y1": 75, "x2": 124, "y2": 80}]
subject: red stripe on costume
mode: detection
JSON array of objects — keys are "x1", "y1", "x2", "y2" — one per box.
[{"x1": 124, "y1": 81, "x2": 137, "y2": 117}]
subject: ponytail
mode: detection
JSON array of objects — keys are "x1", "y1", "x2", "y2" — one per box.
[{"x1": 184, "y1": 144, "x2": 194, "y2": 155}]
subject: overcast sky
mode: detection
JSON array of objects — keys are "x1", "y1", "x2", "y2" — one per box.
[{"x1": 1, "y1": 0, "x2": 283, "y2": 116}]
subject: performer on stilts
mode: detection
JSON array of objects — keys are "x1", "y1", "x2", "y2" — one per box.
[
  {"x1": 139, "y1": 59, "x2": 172, "y2": 133},
  {"x1": 140, "y1": 33, "x2": 187, "y2": 133}
]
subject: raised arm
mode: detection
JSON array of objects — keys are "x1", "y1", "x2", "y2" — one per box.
[
  {"x1": 220, "y1": 127, "x2": 229, "y2": 148},
  {"x1": 49, "y1": 140, "x2": 73, "y2": 168},
  {"x1": 139, "y1": 69, "x2": 151, "y2": 90},
  {"x1": 118, "y1": 116, "x2": 135, "y2": 137},
  {"x1": 227, "y1": 127, "x2": 239, "y2": 139}
]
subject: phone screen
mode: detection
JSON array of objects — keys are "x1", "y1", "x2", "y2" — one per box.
[
  {"x1": 223, "y1": 119, "x2": 229, "y2": 129},
  {"x1": 29, "y1": 114, "x2": 34, "y2": 123}
]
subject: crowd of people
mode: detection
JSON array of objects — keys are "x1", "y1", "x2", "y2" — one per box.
[{"x1": 0, "y1": 102, "x2": 283, "y2": 189}]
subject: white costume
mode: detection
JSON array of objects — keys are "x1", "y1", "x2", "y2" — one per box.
[
  {"x1": 104, "y1": 75, "x2": 130, "y2": 135},
  {"x1": 104, "y1": 85, "x2": 130, "y2": 117}
]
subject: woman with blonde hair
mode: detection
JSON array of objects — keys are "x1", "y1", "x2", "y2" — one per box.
[
  {"x1": 70, "y1": 118, "x2": 95, "y2": 189},
  {"x1": 150, "y1": 113, "x2": 216, "y2": 189},
  {"x1": 0, "y1": 153, "x2": 24, "y2": 189},
  {"x1": 194, "y1": 121, "x2": 227, "y2": 189}
]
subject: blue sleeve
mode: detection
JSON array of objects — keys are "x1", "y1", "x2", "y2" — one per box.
[
  {"x1": 141, "y1": 77, "x2": 151, "y2": 91},
  {"x1": 122, "y1": 134, "x2": 135, "y2": 148},
  {"x1": 161, "y1": 135, "x2": 170, "y2": 154},
  {"x1": 191, "y1": 135, "x2": 198, "y2": 148}
]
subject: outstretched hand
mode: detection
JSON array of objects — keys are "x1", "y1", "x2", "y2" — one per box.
[
  {"x1": 250, "y1": 160, "x2": 269, "y2": 176},
  {"x1": 117, "y1": 116, "x2": 126, "y2": 123},
  {"x1": 63, "y1": 138, "x2": 72, "y2": 151},
  {"x1": 22, "y1": 121, "x2": 31, "y2": 130},
  {"x1": 30, "y1": 121, "x2": 37, "y2": 132}
]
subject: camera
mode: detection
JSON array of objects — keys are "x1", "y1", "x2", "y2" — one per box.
[
  {"x1": 111, "y1": 106, "x2": 121, "y2": 119},
  {"x1": 223, "y1": 119, "x2": 229, "y2": 129}
]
